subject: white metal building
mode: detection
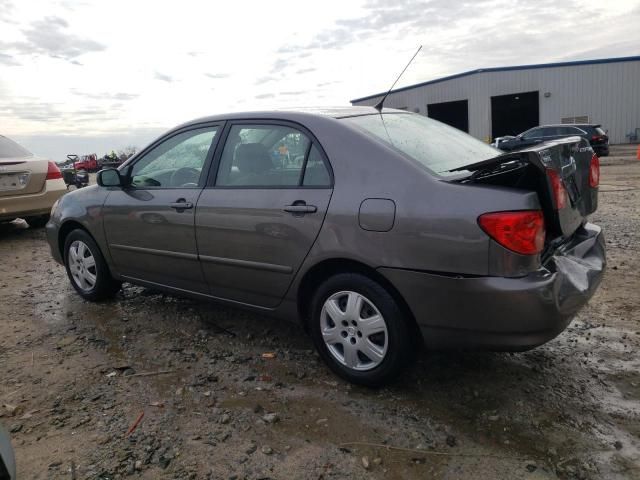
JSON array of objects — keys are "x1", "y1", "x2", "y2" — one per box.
[{"x1": 350, "y1": 56, "x2": 640, "y2": 144}]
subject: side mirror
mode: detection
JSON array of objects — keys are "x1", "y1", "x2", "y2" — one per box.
[{"x1": 97, "y1": 168, "x2": 123, "y2": 187}]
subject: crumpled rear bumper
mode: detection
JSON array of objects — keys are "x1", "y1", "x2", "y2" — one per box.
[{"x1": 378, "y1": 223, "x2": 606, "y2": 350}]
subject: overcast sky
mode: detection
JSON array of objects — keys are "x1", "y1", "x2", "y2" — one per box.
[{"x1": 1, "y1": 0, "x2": 639, "y2": 161}]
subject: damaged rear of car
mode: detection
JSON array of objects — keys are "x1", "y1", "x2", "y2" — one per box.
[
  {"x1": 47, "y1": 108, "x2": 605, "y2": 386},
  {"x1": 343, "y1": 113, "x2": 605, "y2": 352},
  {"x1": 447, "y1": 136, "x2": 605, "y2": 348}
]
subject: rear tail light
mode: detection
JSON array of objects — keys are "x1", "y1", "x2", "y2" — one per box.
[
  {"x1": 478, "y1": 210, "x2": 545, "y2": 255},
  {"x1": 589, "y1": 153, "x2": 600, "y2": 188},
  {"x1": 46, "y1": 161, "x2": 63, "y2": 180},
  {"x1": 547, "y1": 169, "x2": 567, "y2": 210}
]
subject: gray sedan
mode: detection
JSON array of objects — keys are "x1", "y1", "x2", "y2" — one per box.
[{"x1": 46, "y1": 107, "x2": 605, "y2": 386}]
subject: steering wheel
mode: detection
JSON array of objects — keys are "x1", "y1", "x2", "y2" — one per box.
[{"x1": 170, "y1": 167, "x2": 200, "y2": 187}]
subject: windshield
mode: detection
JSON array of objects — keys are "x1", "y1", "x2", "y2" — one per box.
[
  {"x1": 342, "y1": 113, "x2": 499, "y2": 175},
  {"x1": 0, "y1": 135, "x2": 32, "y2": 158}
]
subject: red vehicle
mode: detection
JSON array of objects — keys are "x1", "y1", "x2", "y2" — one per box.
[{"x1": 74, "y1": 154, "x2": 99, "y2": 172}]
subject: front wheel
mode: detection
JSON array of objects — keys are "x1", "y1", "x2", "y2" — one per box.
[
  {"x1": 63, "y1": 229, "x2": 121, "y2": 301},
  {"x1": 309, "y1": 273, "x2": 414, "y2": 387}
]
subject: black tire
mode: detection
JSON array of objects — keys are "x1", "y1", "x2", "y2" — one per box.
[
  {"x1": 63, "y1": 229, "x2": 121, "y2": 301},
  {"x1": 25, "y1": 214, "x2": 50, "y2": 228},
  {"x1": 309, "y1": 273, "x2": 413, "y2": 387}
]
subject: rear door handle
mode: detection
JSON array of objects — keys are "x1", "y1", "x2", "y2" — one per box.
[
  {"x1": 169, "y1": 199, "x2": 193, "y2": 211},
  {"x1": 284, "y1": 204, "x2": 317, "y2": 214}
]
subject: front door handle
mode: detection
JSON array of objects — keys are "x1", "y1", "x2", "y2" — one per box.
[
  {"x1": 169, "y1": 199, "x2": 193, "y2": 211},
  {"x1": 284, "y1": 203, "x2": 317, "y2": 214}
]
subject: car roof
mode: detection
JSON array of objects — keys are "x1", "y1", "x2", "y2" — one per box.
[
  {"x1": 176, "y1": 106, "x2": 407, "y2": 128},
  {"x1": 536, "y1": 123, "x2": 601, "y2": 128}
]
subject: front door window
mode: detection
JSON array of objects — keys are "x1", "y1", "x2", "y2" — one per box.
[{"x1": 130, "y1": 127, "x2": 219, "y2": 188}]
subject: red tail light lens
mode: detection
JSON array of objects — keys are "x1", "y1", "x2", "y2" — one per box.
[
  {"x1": 478, "y1": 210, "x2": 545, "y2": 255},
  {"x1": 46, "y1": 161, "x2": 63, "y2": 180},
  {"x1": 589, "y1": 153, "x2": 600, "y2": 188},
  {"x1": 547, "y1": 169, "x2": 567, "y2": 210}
]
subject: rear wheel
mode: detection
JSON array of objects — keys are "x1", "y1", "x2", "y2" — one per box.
[
  {"x1": 63, "y1": 229, "x2": 121, "y2": 301},
  {"x1": 25, "y1": 214, "x2": 49, "y2": 228},
  {"x1": 309, "y1": 273, "x2": 413, "y2": 386}
]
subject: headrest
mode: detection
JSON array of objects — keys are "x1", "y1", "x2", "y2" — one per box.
[{"x1": 234, "y1": 143, "x2": 272, "y2": 174}]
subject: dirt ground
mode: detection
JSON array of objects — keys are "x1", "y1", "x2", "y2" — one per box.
[{"x1": 1, "y1": 146, "x2": 639, "y2": 480}]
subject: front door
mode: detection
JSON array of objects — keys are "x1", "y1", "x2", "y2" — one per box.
[
  {"x1": 196, "y1": 122, "x2": 333, "y2": 307},
  {"x1": 103, "y1": 125, "x2": 220, "y2": 293}
]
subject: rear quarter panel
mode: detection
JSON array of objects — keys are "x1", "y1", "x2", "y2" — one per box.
[{"x1": 283, "y1": 115, "x2": 542, "y2": 304}]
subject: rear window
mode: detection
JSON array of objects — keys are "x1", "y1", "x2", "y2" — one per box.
[
  {"x1": 341, "y1": 113, "x2": 499, "y2": 175},
  {"x1": 0, "y1": 136, "x2": 32, "y2": 158},
  {"x1": 594, "y1": 127, "x2": 606, "y2": 136}
]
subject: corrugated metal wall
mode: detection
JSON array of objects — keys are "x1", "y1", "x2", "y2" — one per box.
[{"x1": 352, "y1": 59, "x2": 640, "y2": 144}]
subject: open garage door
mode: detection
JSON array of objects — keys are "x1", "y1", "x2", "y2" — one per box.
[
  {"x1": 427, "y1": 99, "x2": 469, "y2": 133},
  {"x1": 491, "y1": 91, "x2": 539, "y2": 139}
]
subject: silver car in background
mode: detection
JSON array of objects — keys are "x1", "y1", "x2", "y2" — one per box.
[{"x1": 46, "y1": 107, "x2": 605, "y2": 386}]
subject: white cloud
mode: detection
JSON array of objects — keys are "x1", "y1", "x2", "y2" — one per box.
[{"x1": 0, "y1": 0, "x2": 639, "y2": 160}]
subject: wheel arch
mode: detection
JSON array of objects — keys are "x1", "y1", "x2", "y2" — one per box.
[
  {"x1": 58, "y1": 220, "x2": 93, "y2": 259},
  {"x1": 296, "y1": 258, "x2": 423, "y2": 347}
]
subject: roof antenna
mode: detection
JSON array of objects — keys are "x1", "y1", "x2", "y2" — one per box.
[{"x1": 374, "y1": 45, "x2": 422, "y2": 112}]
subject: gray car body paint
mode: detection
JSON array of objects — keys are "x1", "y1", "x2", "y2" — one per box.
[{"x1": 46, "y1": 107, "x2": 606, "y2": 350}]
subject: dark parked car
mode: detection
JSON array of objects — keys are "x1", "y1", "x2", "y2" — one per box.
[
  {"x1": 498, "y1": 124, "x2": 609, "y2": 156},
  {"x1": 0, "y1": 424, "x2": 16, "y2": 480},
  {"x1": 46, "y1": 108, "x2": 605, "y2": 386}
]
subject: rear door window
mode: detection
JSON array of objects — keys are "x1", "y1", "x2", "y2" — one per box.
[
  {"x1": 215, "y1": 124, "x2": 331, "y2": 187},
  {"x1": 303, "y1": 145, "x2": 331, "y2": 187}
]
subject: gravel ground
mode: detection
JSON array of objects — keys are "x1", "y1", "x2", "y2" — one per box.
[{"x1": 1, "y1": 149, "x2": 638, "y2": 479}]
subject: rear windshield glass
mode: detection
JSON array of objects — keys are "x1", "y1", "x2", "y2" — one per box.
[
  {"x1": 594, "y1": 127, "x2": 606, "y2": 136},
  {"x1": 341, "y1": 113, "x2": 499, "y2": 175},
  {"x1": 0, "y1": 136, "x2": 32, "y2": 158}
]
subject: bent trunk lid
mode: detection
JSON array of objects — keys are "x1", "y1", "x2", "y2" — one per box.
[{"x1": 453, "y1": 136, "x2": 598, "y2": 240}]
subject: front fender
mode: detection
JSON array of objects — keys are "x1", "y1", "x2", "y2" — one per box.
[{"x1": 46, "y1": 185, "x2": 114, "y2": 269}]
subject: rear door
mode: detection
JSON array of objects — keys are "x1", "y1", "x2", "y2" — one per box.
[
  {"x1": 103, "y1": 125, "x2": 221, "y2": 293},
  {"x1": 0, "y1": 136, "x2": 47, "y2": 199},
  {"x1": 195, "y1": 121, "x2": 333, "y2": 308}
]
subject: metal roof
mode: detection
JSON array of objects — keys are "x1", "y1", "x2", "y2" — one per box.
[{"x1": 351, "y1": 55, "x2": 640, "y2": 103}]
